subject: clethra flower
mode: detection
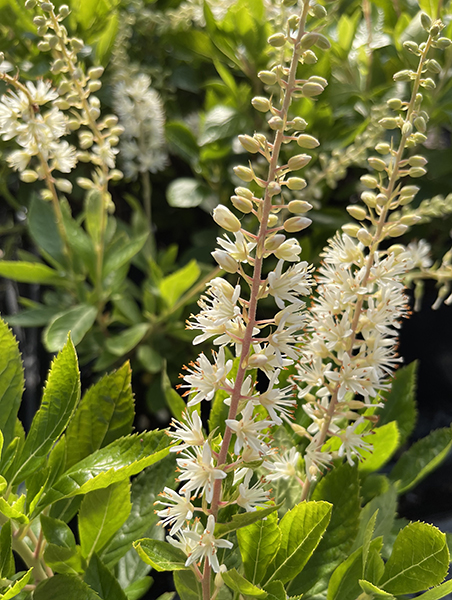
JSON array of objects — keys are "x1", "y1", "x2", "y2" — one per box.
[
  {"x1": 337, "y1": 417, "x2": 373, "y2": 466},
  {"x1": 184, "y1": 515, "x2": 233, "y2": 573},
  {"x1": 155, "y1": 488, "x2": 195, "y2": 535},
  {"x1": 256, "y1": 369, "x2": 296, "y2": 425},
  {"x1": 180, "y1": 347, "x2": 233, "y2": 406},
  {"x1": 225, "y1": 401, "x2": 273, "y2": 456},
  {"x1": 177, "y1": 442, "x2": 227, "y2": 503},
  {"x1": 237, "y1": 470, "x2": 270, "y2": 511},
  {"x1": 169, "y1": 410, "x2": 205, "y2": 452},
  {"x1": 263, "y1": 447, "x2": 301, "y2": 482}
]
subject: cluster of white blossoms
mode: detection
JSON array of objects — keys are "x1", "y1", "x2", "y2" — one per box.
[{"x1": 113, "y1": 73, "x2": 168, "y2": 179}]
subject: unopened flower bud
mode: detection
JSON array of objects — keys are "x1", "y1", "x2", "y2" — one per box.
[
  {"x1": 268, "y1": 33, "x2": 286, "y2": 47},
  {"x1": 40, "y1": 2, "x2": 54, "y2": 12},
  {"x1": 51, "y1": 58, "x2": 65, "y2": 73},
  {"x1": 420, "y1": 12, "x2": 432, "y2": 31},
  {"x1": 267, "y1": 181, "x2": 281, "y2": 197},
  {"x1": 248, "y1": 354, "x2": 269, "y2": 367},
  {"x1": 235, "y1": 186, "x2": 253, "y2": 200},
  {"x1": 109, "y1": 170, "x2": 123, "y2": 181},
  {"x1": 288, "y1": 15, "x2": 300, "y2": 30},
  {"x1": 88, "y1": 66, "x2": 104, "y2": 80},
  {"x1": 267, "y1": 214, "x2": 279, "y2": 228},
  {"x1": 108, "y1": 135, "x2": 120, "y2": 147},
  {"x1": 288, "y1": 200, "x2": 312, "y2": 213},
  {"x1": 376, "y1": 193, "x2": 387, "y2": 206},
  {"x1": 408, "y1": 166, "x2": 427, "y2": 178},
  {"x1": 214, "y1": 565, "x2": 227, "y2": 589},
  {"x1": 284, "y1": 216, "x2": 311, "y2": 232},
  {"x1": 400, "y1": 185, "x2": 420, "y2": 198},
  {"x1": 55, "y1": 178, "x2": 73, "y2": 194},
  {"x1": 286, "y1": 177, "x2": 307, "y2": 190},
  {"x1": 37, "y1": 40, "x2": 50, "y2": 51},
  {"x1": 288, "y1": 154, "x2": 311, "y2": 170},
  {"x1": 379, "y1": 117, "x2": 398, "y2": 129},
  {"x1": 213, "y1": 205, "x2": 241, "y2": 232},
  {"x1": 297, "y1": 134, "x2": 320, "y2": 148},
  {"x1": 54, "y1": 98, "x2": 70, "y2": 110},
  {"x1": 20, "y1": 170, "x2": 39, "y2": 183},
  {"x1": 76, "y1": 177, "x2": 94, "y2": 189},
  {"x1": 342, "y1": 224, "x2": 360, "y2": 237},
  {"x1": 435, "y1": 37, "x2": 452, "y2": 49},
  {"x1": 360, "y1": 174, "x2": 378, "y2": 189},
  {"x1": 40, "y1": 189, "x2": 53, "y2": 201},
  {"x1": 71, "y1": 38, "x2": 84, "y2": 52},
  {"x1": 368, "y1": 157, "x2": 386, "y2": 171},
  {"x1": 231, "y1": 195, "x2": 253, "y2": 213},
  {"x1": 393, "y1": 69, "x2": 412, "y2": 82},
  {"x1": 300, "y1": 32, "x2": 319, "y2": 49},
  {"x1": 302, "y1": 50, "x2": 318, "y2": 64},
  {"x1": 104, "y1": 115, "x2": 119, "y2": 128},
  {"x1": 421, "y1": 77, "x2": 436, "y2": 89},
  {"x1": 387, "y1": 223, "x2": 409, "y2": 237},
  {"x1": 357, "y1": 228, "x2": 373, "y2": 246},
  {"x1": 67, "y1": 119, "x2": 81, "y2": 131},
  {"x1": 426, "y1": 59, "x2": 441, "y2": 74},
  {"x1": 413, "y1": 132, "x2": 427, "y2": 144},
  {"x1": 408, "y1": 155, "x2": 427, "y2": 167},
  {"x1": 375, "y1": 142, "x2": 390, "y2": 155},
  {"x1": 109, "y1": 125, "x2": 125, "y2": 136},
  {"x1": 309, "y1": 75, "x2": 328, "y2": 88},
  {"x1": 25, "y1": 0, "x2": 37, "y2": 8},
  {"x1": 400, "y1": 214, "x2": 422, "y2": 226},
  {"x1": 212, "y1": 250, "x2": 238, "y2": 273},
  {"x1": 290, "y1": 117, "x2": 308, "y2": 131},
  {"x1": 59, "y1": 4, "x2": 70, "y2": 17},
  {"x1": 311, "y1": 3, "x2": 327, "y2": 18},
  {"x1": 346, "y1": 205, "x2": 367, "y2": 220},
  {"x1": 251, "y1": 96, "x2": 271, "y2": 112},
  {"x1": 233, "y1": 165, "x2": 254, "y2": 182},
  {"x1": 414, "y1": 116, "x2": 427, "y2": 132},
  {"x1": 301, "y1": 82, "x2": 324, "y2": 97},
  {"x1": 403, "y1": 40, "x2": 420, "y2": 55},
  {"x1": 387, "y1": 98, "x2": 402, "y2": 110},
  {"x1": 265, "y1": 234, "x2": 286, "y2": 251},
  {"x1": 88, "y1": 80, "x2": 102, "y2": 92},
  {"x1": 77, "y1": 152, "x2": 92, "y2": 162},
  {"x1": 238, "y1": 134, "x2": 260, "y2": 154},
  {"x1": 361, "y1": 192, "x2": 377, "y2": 207},
  {"x1": 388, "y1": 244, "x2": 406, "y2": 256},
  {"x1": 33, "y1": 15, "x2": 46, "y2": 25},
  {"x1": 314, "y1": 33, "x2": 331, "y2": 49},
  {"x1": 268, "y1": 116, "x2": 285, "y2": 131},
  {"x1": 79, "y1": 132, "x2": 94, "y2": 149}
]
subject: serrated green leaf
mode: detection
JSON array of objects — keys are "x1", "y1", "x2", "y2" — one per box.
[
  {"x1": 159, "y1": 260, "x2": 201, "y2": 307},
  {"x1": 266, "y1": 501, "x2": 332, "y2": 586},
  {"x1": 0, "y1": 496, "x2": 28, "y2": 524},
  {"x1": 44, "y1": 305, "x2": 98, "y2": 352},
  {"x1": 376, "y1": 362, "x2": 417, "y2": 446},
  {"x1": 389, "y1": 428, "x2": 452, "y2": 494},
  {"x1": 43, "y1": 544, "x2": 83, "y2": 575},
  {"x1": 288, "y1": 463, "x2": 361, "y2": 598},
  {"x1": 379, "y1": 522, "x2": 449, "y2": 594},
  {"x1": 264, "y1": 580, "x2": 286, "y2": 600},
  {"x1": 237, "y1": 510, "x2": 281, "y2": 585},
  {"x1": 100, "y1": 454, "x2": 176, "y2": 569},
  {"x1": 65, "y1": 362, "x2": 134, "y2": 470},
  {"x1": 84, "y1": 553, "x2": 128, "y2": 600},
  {"x1": 414, "y1": 579, "x2": 452, "y2": 599},
  {"x1": 12, "y1": 337, "x2": 80, "y2": 485},
  {"x1": 0, "y1": 319, "x2": 24, "y2": 450},
  {"x1": 358, "y1": 422, "x2": 400, "y2": 474},
  {"x1": 0, "y1": 568, "x2": 32, "y2": 600},
  {"x1": 103, "y1": 232, "x2": 148, "y2": 277},
  {"x1": 362, "y1": 510, "x2": 379, "y2": 577},
  {"x1": 0, "y1": 261, "x2": 64, "y2": 285},
  {"x1": 79, "y1": 480, "x2": 132, "y2": 560},
  {"x1": 222, "y1": 568, "x2": 268, "y2": 598},
  {"x1": 33, "y1": 430, "x2": 171, "y2": 515},
  {"x1": 41, "y1": 514, "x2": 76, "y2": 549},
  {"x1": 0, "y1": 521, "x2": 14, "y2": 579},
  {"x1": 215, "y1": 503, "x2": 280, "y2": 537},
  {"x1": 133, "y1": 539, "x2": 188, "y2": 572},
  {"x1": 105, "y1": 324, "x2": 150, "y2": 357},
  {"x1": 359, "y1": 580, "x2": 395, "y2": 598},
  {"x1": 34, "y1": 573, "x2": 101, "y2": 600}
]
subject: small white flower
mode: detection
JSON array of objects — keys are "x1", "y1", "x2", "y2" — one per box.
[
  {"x1": 304, "y1": 436, "x2": 332, "y2": 481},
  {"x1": 184, "y1": 515, "x2": 233, "y2": 573},
  {"x1": 263, "y1": 447, "x2": 300, "y2": 481},
  {"x1": 237, "y1": 470, "x2": 270, "y2": 511},
  {"x1": 337, "y1": 417, "x2": 373, "y2": 466},
  {"x1": 267, "y1": 259, "x2": 312, "y2": 309},
  {"x1": 155, "y1": 488, "x2": 194, "y2": 535},
  {"x1": 181, "y1": 347, "x2": 233, "y2": 406},
  {"x1": 225, "y1": 401, "x2": 272, "y2": 456},
  {"x1": 177, "y1": 442, "x2": 226, "y2": 502},
  {"x1": 169, "y1": 410, "x2": 205, "y2": 451},
  {"x1": 256, "y1": 369, "x2": 296, "y2": 425}
]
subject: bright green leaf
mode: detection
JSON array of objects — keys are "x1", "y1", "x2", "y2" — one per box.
[
  {"x1": 222, "y1": 568, "x2": 268, "y2": 598},
  {"x1": 84, "y1": 553, "x2": 128, "y2": 600},
  {"x1": 0, "y1": 496, "x2": 28, "y2": 524},
  {"x1": 358, "y1": 422, "x2": 400, "y2": 474},
  {"x1": 85, "y1": 190, "x2": 104, "y2": 245},
  {"x1": 41, "y1": 514, "x2": 76, "y2": 549},
  {"x1": 103, "y1": 232, "x2": 149, "y2": 277},
  {"x1": 133, "y1": 539, "x2": 188, "y2": 572},
  {"x1": 414, "y1": 579, "x2": 452, "y2": 599},
  {"x1": 43, "y1": 544, "x2": 83, "y2": 575},
  {"x1": 34, "y1": 573, "x2": 101, "y2": 600},
  {"x1": 0, "y1": 319, "x2": 24, "y2": 449},
  {"x1": 353, "y1": 485, "x2": 397, "y2": 555},
  {"x1": 159, "y1": 260, "x2": 201, "y2": 307},
  {"x1": 215, "y1": 503, "x2": 280, "y2": 537},
  {"x1": 44, "y1": 305, "x2": 98, "y2": 352},
  {"x1": 174, "y1": 570, "x2": 201, "y2": 600},
  {"x1": 124, "y1": 577, "x2": 154, "y2": 600},
  {"x1": 0, "y1": 568, "x2": 32, "y2": 600},
  {"x1": 0, "y1": 521, "x2": 14, "y2": 579},
  {"x1": 105, "y1": 324, "x2": 149, "y2": 357},
  {"x1": 359, "y1": 580, "x2": 395, "y2": 598},
  {"x1": 264, "y1": 580, "x2": 286, "y2": 600},
  {"x1": 161, "y1": 365, "x2": 186, "y2": 420},
  {"x1": 79, "y1": 480, "x2": 132, "y2": 560},
  {"x1": 237, "y1": 510, "x2": 281, "y2": 585},
  {"x1": 0, "y1": 261, "x2": 64, "y2": 285}
]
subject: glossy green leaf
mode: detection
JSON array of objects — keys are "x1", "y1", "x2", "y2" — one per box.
[
  {"x1": 359, "y1": 580, "x2": 395, "y2": 598},
  {"x1": 0, "y1": 568, "x2": 32, "y2": 600},
  {"x1": 353, "y1": 485, "x2": 397, "y2": 554},
  {"x1": 389, "y1": 428, "x2": 452, "y2": 493},
  {"x1": 33, "y1": 430, "x2": 171, "y2": 515},
  {"x1": 34, "y1": 573, "x2": 101, "y2": 600},
  {"x1": 41, "y1": 514, "x2": 76, "y2": 549},
  {"x1": 199, "y1": 105, "x2": 242, "y2": 145},
  {"x1": 133, "y1": 539, "x2": 188, "y2": 572},
  {"x1": 174, "y1": 570, "x2": 201, "y2": 600},
  {"x1": 65, "y1": 362, "x2": 135, "y2": 469},
  {"x1": 379, "y1": 522, "x2": 449, "y2": 594},
  {"x1": 103, "y1": 232, "x2": 148, "y2": 277},
  {"x1": 359, "y1": 422, "x2": 400, "y2": 474},
  {"x1": 43, "y1": 544, "x2": 83, "y2": 575},
  {"x1": 28, "y1": 196, "x2": 65, "y2": 265},
  {"x1": 44, "y1": 305, "x2": 98, "y2": 352},
  {"x1": 6, "y1": 306, "x2": 58, "y2": 328},
  {"x1": 0, "y1": 521, "x2": 14, "y2": 579},
  {"x1": 105, "y1": 324, "x2": 149, "y2": 357},
  {"x1": 265, "y1": 501, "x2": 333, "y2": 586},
  {"x1": 222, "y1": 568, "x2": 268, "y2": 598},
  {"x1": 0, "y1": 261, "x2": 64, "y2": 285},
  {"x1": 84, "y1": 553, "x2": 128, "y2": 600},
  {"x1": 124, "y1": 577, "x2": 154, "y2": 600},
  {"x1": 79, "y1": 480, "x2": 132, "y2": 560},
  {"x1": 418, "y1": 0, "x2": 441, "y2": 17},
  {"x1": 159, "y1": 260, "x2": 201, "y2": 307},
  {"x1": 237, "y1": 510, "x2": 281, "y2": 585},
  {"x1": 264, "y1": 581, "x2": 286, "y2": 600},
  {"x1": 162, "y1": 365, "x2": 186, "y2": 420},
  {"x1": 288, "y1": 463, "x2": 361, "y2": 598},
  {"x1": 376, "y1": 362, "x2": 417, "y2": 446},
  {"x1": 166, "y1": 122, "x2": 199, "y2": 163},
  {"x1": 100, "y1": 454, "x2": 176, "y2": 569},
  {"x1": 0, "y1": 319, "x2": 24, "y2": 449},
  {"x1": 362, "y1": 511, "x2": 379, "y2": 577},
  {"x1": 215, "y1": 503, "x2": 280, "y2": 537},
  {"x1": 414, "y1": 579, "x2": 452, "y2": 599},
  {"x1": 85, "y1": 190, "x2": 104, "y2": 245},
  {"x1": 0, "y1": 496, "x2": 28, "y2": 524},
  {"x1": 12, "y1": 337, "x2": 80, "y2": 485}
]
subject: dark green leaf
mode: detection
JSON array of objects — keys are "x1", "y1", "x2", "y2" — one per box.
[
  {"x1": 166, "y1": 123, "x2": 199, "y2": 164},
  {"x1": 162, "y1": 365, "x2": 186, "y2": 420},
  {"x1": 0, "y1": 261, "x2": 64, "y2": 285},
  {"x1": 84, "y1": 553, "x2": 128, "y2": 600},
  {"x1": 28, "y1": 197, "x2": 65, "y2": 265},
  {"x1": 79, "y1": 480, "x2": 132, "y2": 560},
  {"x1": 222, "y1": 568, "x2": 268, "y2": 598},
  {"x1": 85, "y1": 190, "x2": 104, "y2": 245},
  {"x1": 133, "y1": 539, "x2": 188, "y2": 572},
  {"x1": 215, "y1": 503, "x2": 280, "y2": 537},
  {"x1": 6, "y1": 306, "x2": 58, "y2": 328},
  {"x1": 265, "y1": 501, "x2": 333, "y2": 586},
  {"x1": 379, "y1": 522, "x2": 449, "y2": 594},
  {"x1": 103, "y1": 233, "x2": 149, "y2": 277},
  {"x1": 65, "y1": 362, "x2": 135, "y2": 470},
  {"x1": 12, "y1": 337, "x2": 80, "y2": 485},
  {"x1": 34, "y1": 573, "x2": 101, "y2": 600},
  {"x1": 105, "y1": 324, "x2": 149, "y2": 357},
  {"x1": 352, "y1": 485, "x2": 397, "y2": 554},
  {"x1": 174, "y1": 570, "x2": 201, "y2": 600},
  {"x1": 264, "y1": 581, "x2": 286, "y2": 600},
  {"x1": 389, "y1": 428, "x2": 452, "y2": 493},
  {"x1": 237, "y1": 510, "x2": 281, "y2": 585},
  {"x1": 0, "y1": 521, "x2": 14, "y2": 578},
  {"x1": 0, "y1": 319, "x2": 24, "y2": 449},
  {"x1": 359, "y1": 580, "x2": 395, "y2": 598},
  {"x1": 123, "y1": 577, "x2": 153, "y2": 600},
  {"x1": 44, "y1": 305, "x2": 98, "y2": 352}
]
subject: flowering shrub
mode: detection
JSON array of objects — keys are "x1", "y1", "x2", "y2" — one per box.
[{"x1": 0, "y1": 0, "x2": 452, "y2": 600}]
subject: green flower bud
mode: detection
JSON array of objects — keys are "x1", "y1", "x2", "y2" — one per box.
[
  {"x1": 426, "y1": 59, "x2": 441, "y2": 74},
  {"x1": 290, "y1": 117, "x2": 308, "y2": 131},
  {"x1": 357, "y1": 228, "x2": 373, "y2": 246},
  {"x1": 33, "y1": 15, "x2": 46, "y2": 26},
  {"x1": 402, "y1": 122, "x2": 413, "y2": 136},
  {"x1": 258, "y1": 70, "x2": 277, "y2": 85},
  {"x1": 235, "y1": 187, "x2": 253, "y2": 200},
  {"x1": 302, "y1": 50, "x2": 318, "y2": 64},
  {"x1": 268, "y1": 116, "x2": 285, "y2": 131},
  {"x1": 283, "y1": 0, "x2": 297, "y2": 6},
  {"x1": 67, "y1": 119, "x2": 80, "y2": 131},
  {"x1": 288, "y1": 15, "x2": 299, "y2": 30},
  {"x1": 268, "y1": 33, "x2": 286, "y2": 47},
  {"x1": 20, "y1": 170, "x2": 39, "y2": 183},
  {"x1": 251, "y1": 96, "x2": 271, "y2": 112},
  {"x1": 387, "y1": 223, "x2": 408, "y2": 237},
  {"x1": 429, "y1": 24, "x2": 440, "y2": 37},
  {"x1": 268, "y1": 214, "x2": 279, "y2": 227},
  {"x1": 55, "y1": 178, "x2": 73, "y2": 194},
  {"x1": 375, "y1": 142, "x2": 390, "y2": 155},
  {"x1": 300, "y1": 32, "x2": 319, "y2": 49},
  {"x1": 88, "y1": 80, "x2": 102, "y2": 92},
  {"x1": 361, "y1": 192, "x2": 377, "y2": 207},
  {"x1": 360, "y1": 174, "x2": 379, "y2": 189},
  {"x1": 267, "y1": 181, "x2": 281, "y2": 197},
  {"x1": 403, "y1": 40, "x2": 420, "y2": 55},
  {"x1": 346, "y1": 205, "x2": 367, "y2": 220},
  {"x1": 40, "y1": 2, "x2": 54, "y2": 12},
  {"x1": 233, "y1": 165, "x2": 254, "y2": 182},
  {"x1": 301, "y1": 82, "x2": 324, "y2": 97},
  {"x1": 59, "y1": 4, "x2": 70, "y2": 17},
  {"x1": 368, "y1": 157, "x2": 386, "y2": 171},
  {"x1": 288, "y1": 200, "x2": 312, "y2": 213},
  {"x1": 71, "y1": 38, "x2": 84, "y2": 52},
  {"x1": 414, "y1": 116, "x2": 427, "y2": 132},
  {"x1": 51, "y1": 58, "x2": 65, "y2": 73},
  {"x1": 288, "y1": 154, "x2": 311, "y2": 170},
  {"x1": 393, "y1": 69, "x2": 412, "y2": 82},
  {"x1": 421, "y1": 78, "x2": 436, "y2": 89},
  {"x1": 376, "y1": 193, "x2": 387, "y2": 206},
  {"x1": 311, "y1": 3, "x2": 327, "y2": 18},
  {"x1": 25, "y1": 0, "x2": 37, "y2": 8},
  {"x1": 420, "y1": 12, "x2": 432, "y2": 31},
  {"x1": 54, "y1": 98, "x2": 70, "y2": 110},
  {"x1": 342, "y1": 223, "x2": 360, "y2": 237},
  {"x1": 297, "y1": 134, "x2": 320, "y2": 148},
  {"x1": 388, "y1": 244, "x2": 406, "y2": 255},
  {"x1": 286, "y1": 177, "x2": 307, "y2": 190},
  {"x1": 400, "y1": 214, "x2": 422, "y2": 226},
  {"x1": 88, "y1": 66, "x2": 104, "y2": 79},
  {"x1": 36, "y1": 25, "x2": 48, "y2": 36},
  {"x1": 40, "y1": 189, "x2": 53, "y2": 201},
  {"x1": 314, "y1": 34, "x2": 331, "y2": 50},
  {"x1": 37, "y1": 41, "x2": 51, "y2": 52},
  {"x1": 379, "y1": 117, "x2": 398, "y2": 129},
  {"x1": 408, "y1": 155, "x2": 427, "y2": 167},
  {"x1": 400, "y1": 185, "x2": 420, "y2": 197},
  {"x1": 408, "y1": 166, "x2": 427, "y2": 178},
  {"x1": 110, "y1": 125, "x2": 125, "y2": 136},
  {"x1": 413, "y1": 132, "x2": 428, "y2": 144},
  {"x1": 213, "y1": 205, "x2": 242, "y2": 232},
  {"x1": 76, "y1": 177, "x2": 94, "y2": 189},
  {"x1": 284, "y1": 216, "x2": 312, "y2": 232},
  {"x1": 435, "y1": 37, "x2": 452, "y2": 49},
  {"x1": 238, "y1": 134, "x2": 260, "y2": 154},
  {"x1": 387, "y1": 98, "x2": 402, "y2": 110},
  {"x1": 309, "y1": 75, "x2": 328, "y2": 88},
  {"x1": 109, "y1": 170, "x2": 123, "y2": 181},
  {"x1": 212, "y1": 250, "x2": 238, "y2": 273},
  {"x1": 265, "y1": 234, "x2": 286, "y2": 251}
]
